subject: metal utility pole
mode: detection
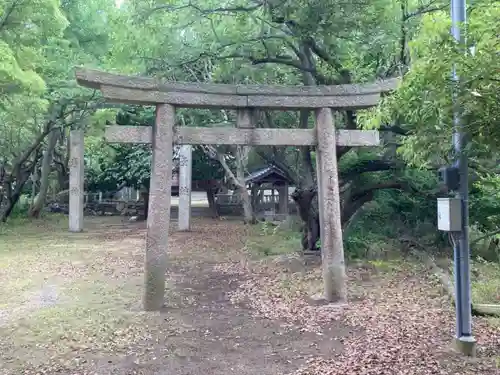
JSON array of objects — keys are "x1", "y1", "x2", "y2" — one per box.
[{"x1": 451, "y1": 0, "x2": 476, "y2": 356}]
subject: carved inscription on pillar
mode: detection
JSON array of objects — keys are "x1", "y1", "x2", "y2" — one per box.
[
  {"x1": 178, "y1": 154, "x2": 189, "y2": 167},
  {"x1": 178, "y1": 145, "x2": 192, "y2": 231},
  {"x1": 69, "y1": 129, "x2": 84, "y2": 232}
]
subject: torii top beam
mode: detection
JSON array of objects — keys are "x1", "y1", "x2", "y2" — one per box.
[{"x1": 75, "y1": 68, "x2": 399, "y2": 110}]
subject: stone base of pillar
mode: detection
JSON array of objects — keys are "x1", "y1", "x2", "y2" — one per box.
[{"x1": 452, "y1": 337, "x2": 476, "y2": 357}]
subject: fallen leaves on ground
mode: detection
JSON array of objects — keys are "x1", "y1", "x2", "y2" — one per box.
[{"x1": 222, "y1": 257, "x2": 500, "y2": 375}]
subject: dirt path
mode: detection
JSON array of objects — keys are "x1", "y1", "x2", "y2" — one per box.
[{"x1": 105, "y1": 264, "x2": 343, "y2": 375}]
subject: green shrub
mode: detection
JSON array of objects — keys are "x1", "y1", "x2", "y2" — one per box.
[
  {"x1": 246, "y1": 221, "x2": 301, "y2": 257},
  {"x1": 8, "y1": 194, "x2": 31, "y2": 218}
]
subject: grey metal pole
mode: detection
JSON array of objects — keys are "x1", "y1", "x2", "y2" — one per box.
[{"x1": 450, "y1": 0, "x2": 476, "y2": 355}]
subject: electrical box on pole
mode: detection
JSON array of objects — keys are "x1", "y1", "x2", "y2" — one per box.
[
  {"x1": 438, "y1": 166, "x2": 460, "y2": 191},
  {"x1": 437, "y1": 197, "x2": 462, "y2": 232}
]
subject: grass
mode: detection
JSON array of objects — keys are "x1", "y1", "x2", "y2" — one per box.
[
  {"x1": 245, "y1": 221, "x2": 302, "y2": 258},
  {"x1": 471, "y1": 260, "x2": 500, "y2": 305},
  {"x1": 0, "y1": 213, "x2": 67, "y2": 236}
]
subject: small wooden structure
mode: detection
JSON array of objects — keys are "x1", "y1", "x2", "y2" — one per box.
[
  {"x1": 73, "y1": 67, "x2": 397, "y2": 310},
  {"x1": 214, "y1": 165, "x2": 293, "y2": 219},
  {"x1": 247, "y1": 165, "x2": 293, "y2": 219}
]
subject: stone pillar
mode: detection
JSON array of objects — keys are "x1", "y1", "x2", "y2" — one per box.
[
  {"x1": 69, "y1": 129, "x2": 84, "y2": 232},
  {"x1": 315, "y1": 108, "x2": 346, "y2": 303},
  {"x1": 278, "y1": 183, "x2": 289, "y2": 215},
  {"x1": 178, "y1": 144, "x2": 192, "y2": 231},
  {"x1": 144, "y1": 104, "x2": 175, "y2": 311}
]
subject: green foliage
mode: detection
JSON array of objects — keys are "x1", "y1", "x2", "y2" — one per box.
[
  {"x1": 0, "y1": 0, "x2": 68, "y2": 96},
  {"x1": 85, "y1": 105, "x2": 230, "y2": 192},
  {"x1": 366, "y1": 1, "x2": 500, "y2": 165},
  {"x1": 86, "y1": 143, "x2": 152, "y2": 192},
  {"x1": 470, "y1": 174, "x2": 500, "y2": 231},
  {"x1": 0, "y1": 0, "x2": 121, "y2": 222},
  {"x1": 5, "y1": 195, "x2": 31, "y2": 218}
]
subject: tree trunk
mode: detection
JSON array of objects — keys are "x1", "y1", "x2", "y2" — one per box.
[
  {"x1": 292, "y1": 182, "x2": 405, "y2": 251},
  {"x1": 55, "y1": 164, "x2": 69, "y2": 192},
  {"x1": 297, "y1": 44, "x2": 317, "y2": 189},
  {"x1": 236, "y1": 146, "x2": 255, "y2": 224},
  {"x1": 28, "y1": 129, "x2": 59, "y2": 218},
  {"x1": 239, "y1": 186, "x2": 254, "y2": 224},
  {"x1": 54, "y1": 132, "x2": 70, "y2": 191},
  {"x1": 0, "y1": 149, "x2": 41, "y2": 222},
  {"x1": 140, "y1": 190, "x2": 149, "y2": 220},
  {"x1": 205, "y1": 187, "x2": 219, "y2": 218},
  {"x1": 1, "y1": 193, "x2": 21, "y2": 222},
  {"x1": 208, "y1": 144, "x2": 255, "y2": 224},
  {"x1": 1, "y1": 177, "x2": 31, "y2": 222},
  {"x1": 299, "y1": 110, "x2": 315, "y2": 188}
]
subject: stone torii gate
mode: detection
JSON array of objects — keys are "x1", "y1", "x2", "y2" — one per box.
[{"x1": 73, "y1": 68, "x2": 396, "y2": 311}]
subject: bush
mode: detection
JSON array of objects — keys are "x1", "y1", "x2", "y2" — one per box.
[{"x1": 7, "y1": 194, "x2": 31, "y2": 218}]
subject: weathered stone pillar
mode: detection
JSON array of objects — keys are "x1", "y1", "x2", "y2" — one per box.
[
  {"x1": 314, "y1": 108, "x2": 346, "y2": 303},
  {"x1": 144, "y1": 104, "x2": 175, "y2": 311},
  {"x1": 278, "y1": 183, "x2": 289, "y2": 215},
  {"x1": 69, "y1": 129, "x2": 84, "y2": 232},
  {"x1": 178, "y1": 144, "x2": 192, "y2": 231}
]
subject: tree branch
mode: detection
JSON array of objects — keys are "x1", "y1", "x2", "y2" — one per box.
[
  {"x1": 403, "y1": 3, "x2": 447, "y2": 21},
  {"x1": 470, "y1": 229, "x2": 500, "y2": 247},
  {"x1": 0, "y1": 0, "x2": 22, "y2": 32},
  {"x1": 340, "y1": 160, "x2": 402, "y2": 181},
  {"x1": 341, "y1": 182, "x2": 405, "y2": 224},
  {"x1": 147, "y1": 2, "x2": 263, "y2": 17},
  {"x1": 203, "y1": 146, "x2": 243, "y2": 189},
  {"x1": 304, "y1": 36, "x2": 345, "y2": 75},
  {"x1": 379, "y1": 124, "x2": 409, "y2": 136}
]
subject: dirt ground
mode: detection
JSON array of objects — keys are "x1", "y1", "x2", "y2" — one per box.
[{"x1": 0, "y1": 216, "x2": 499, "y2": 375}]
